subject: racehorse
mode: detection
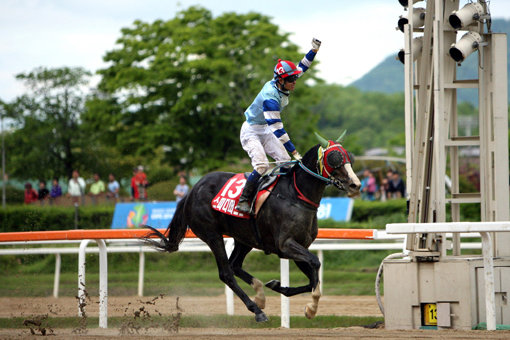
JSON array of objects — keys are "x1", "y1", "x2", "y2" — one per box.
[{"x1": 144, "y1": 132, "x2": 361, "y2": 322}]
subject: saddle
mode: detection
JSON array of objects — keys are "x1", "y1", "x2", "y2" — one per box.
[{"x1": 211, "y1": 173, "x2": 280, "y2": 219}]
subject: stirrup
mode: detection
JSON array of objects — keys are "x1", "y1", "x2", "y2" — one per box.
[{"x1": 236, "y1": 200, "x2": 252, "y2": 214}]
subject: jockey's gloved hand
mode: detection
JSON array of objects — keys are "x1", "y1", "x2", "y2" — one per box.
[
  {"x1": 293, "y1": 151, "x2": 302, "y2": 161},
  {"x1": 311, "y1": 38, "x2": 321, "y2": 51}
]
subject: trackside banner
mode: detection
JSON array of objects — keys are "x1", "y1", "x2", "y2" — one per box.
[
  {"x1": 111, "y1": 202, "x2": 177, "y2": 229},
  {"x1": 111, "y1": 197, "x2": 354, "y2": 229}
]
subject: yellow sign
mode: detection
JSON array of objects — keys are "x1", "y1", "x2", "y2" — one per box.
[{"x1": 423, "y1": 303, "x2": 437, "y2": 326}]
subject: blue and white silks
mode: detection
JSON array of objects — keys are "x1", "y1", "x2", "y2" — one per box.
[{"x1": 243, "y1": 50, "x2": 316, "y2": 153}]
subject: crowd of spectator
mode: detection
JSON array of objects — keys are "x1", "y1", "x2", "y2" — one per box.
[
  {"x1": 22, "y1": 169, "x2": 124, "y2": 205},
  {"x1": 20, "y1": 165, "x2": 192, "y2": 206},
  {"x1": 23, "y1": 165, "x2": 404, "y2": 206},
  {"x1": 360, "y1": 168, "x2": 406, "y2": 201}
]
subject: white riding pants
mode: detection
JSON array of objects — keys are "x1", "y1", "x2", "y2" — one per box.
[{"x1": 240, "y1": 121, "x2": 291, "y2": 175}]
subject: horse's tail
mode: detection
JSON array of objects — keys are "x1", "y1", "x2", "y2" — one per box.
[{"x1": 143, "y1": 196, "x2": 188, "y2": 253}]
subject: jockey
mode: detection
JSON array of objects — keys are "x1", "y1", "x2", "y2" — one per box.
[{"x1": 236, "y1": 37, "x2": 322, "y2": 214}]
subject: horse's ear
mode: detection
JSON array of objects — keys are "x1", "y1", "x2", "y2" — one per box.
[
  {"x1": 336, "y1": 130, "x2": 347, "y2": 143},
  {"x1": 314, "y1": 131, "x2": 329, "y2": 148}
]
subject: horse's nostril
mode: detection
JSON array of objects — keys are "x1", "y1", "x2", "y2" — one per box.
[{"x1": 349, "y1": 183, "x2": 359, "y2": 189}]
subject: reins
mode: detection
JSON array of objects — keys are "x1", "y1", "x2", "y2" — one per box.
[
  {"x1": 267, "y1": 148, "x2": 350, "y2": 208},
  {"x1": 268, "y1": 158, "x2": 335, "y2": 185}
]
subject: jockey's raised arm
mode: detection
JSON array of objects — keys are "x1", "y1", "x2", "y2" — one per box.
[{"x1": 236, "y1": 37, "x2": 321, "y2": 214}]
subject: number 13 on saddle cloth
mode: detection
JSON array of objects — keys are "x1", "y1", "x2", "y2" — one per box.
[{"x1": 211, "y1": 173, "x2": 278, "y2": 219}]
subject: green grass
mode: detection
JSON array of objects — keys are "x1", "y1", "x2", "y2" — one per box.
[
  {"x1": 0, "y1": 315, "x2": 384, "y2": 329},
  {"x1": 0, "y1": 250, "x2": 394, "y2": 297},
  {"x1": 0, "y1": 268, "x2": 382, "y2": 297}
]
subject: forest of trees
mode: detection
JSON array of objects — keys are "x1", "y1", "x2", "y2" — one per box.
[{"x1": 0, "y1": 6, "x2": 480, "y2": 183}]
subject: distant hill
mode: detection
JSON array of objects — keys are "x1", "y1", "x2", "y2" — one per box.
[{"x1": 350, "y1": 18, "x2": 510, "y2": 105}]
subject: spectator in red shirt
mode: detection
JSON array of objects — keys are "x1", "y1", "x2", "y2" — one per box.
[
  {"x1": 24, "y1": 183, "x2": 38, "y2": 204},
  {"x1": 135, "y1": 165, "x2": 148, "y2": 200}
]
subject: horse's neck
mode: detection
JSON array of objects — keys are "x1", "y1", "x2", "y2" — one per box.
[{"x1": 293, "y1": 167, "x2": 327, "y2": 206}]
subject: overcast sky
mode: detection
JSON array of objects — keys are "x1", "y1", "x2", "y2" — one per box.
[{"x1": 1, "y1": 0, "x2": 509, "y2": 101}]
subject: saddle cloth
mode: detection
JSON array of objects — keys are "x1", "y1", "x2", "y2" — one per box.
[{"x1": 211, "y1": 173, "x2": 279, "y2": 219}]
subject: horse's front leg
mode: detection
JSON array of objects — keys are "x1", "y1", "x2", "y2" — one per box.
[
  {"x1": 294, "y1": 260, "x2": 321, "y2": 319},
  {"x1": 265, "y1": 239, "x2": 321, "y2": 318}
]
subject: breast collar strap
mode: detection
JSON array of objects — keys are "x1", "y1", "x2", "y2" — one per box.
[{"x1": 293, "y1": 171, "x2": 320, "y2": 208}]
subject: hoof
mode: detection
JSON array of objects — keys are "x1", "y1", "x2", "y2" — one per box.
[
  {"x1": 255, "y1": 312, "x2": 268, "y2": 323},
  {"x1": 304, "y1": 305, "x2": 317, "y2": 319},
  {"x1": 265, "y1": 280, "x2": 280, "y2": 290}
]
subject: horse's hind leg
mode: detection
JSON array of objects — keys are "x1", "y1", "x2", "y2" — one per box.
[
  {"x1": 207, "y1": 236, "x2": 268, "y2": 322},
  {"x1": 229, "y1": 241, "x2": 265, "y2": 309}
]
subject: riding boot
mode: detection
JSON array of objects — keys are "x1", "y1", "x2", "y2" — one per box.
[{"x1": 236, "y1": 179, "x2": 257, "y2": 214}]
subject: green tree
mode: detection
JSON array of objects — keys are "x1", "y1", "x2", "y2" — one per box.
[
  {"x1": 85, "y1": 6, "x2": 320, "y2": 172},
  {"x1": 312, "y1": 84, "x2": 405, "y2": 153},
  {"x1": 5, "y1": 67, "x2": 94, "y2": 179}
]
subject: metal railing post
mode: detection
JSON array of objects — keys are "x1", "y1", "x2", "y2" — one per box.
[
  {"x1": 224, "y1": 238, "x2": 235, "y2": 315},
  {"x1": 53, "y1": 253, "x2": 61, "y2": 298},
  {"x1": 318, "y1": 250, "x2": 324, "y2": 294},
  {"x1": 96, "y1": 239, "x2": 108, "y2": 329},
  {"x1": 78, "y1": 240, "x2": 91, "y2": 317},
  {"x1": 138, "y1": 249, "x2": 145, "y2": 297},
  {"x1": 280, "y1": 258, "x2": 290, "y2": 328}
]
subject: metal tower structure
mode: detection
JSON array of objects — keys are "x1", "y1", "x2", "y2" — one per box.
[
  {"x1": 383, "y1": 0, "x2": 510, "y2": 330},
  {"x1": 402, "y1": 0, "x2": 509, "y2": 256}
]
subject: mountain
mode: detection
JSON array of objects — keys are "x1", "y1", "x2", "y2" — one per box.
[{"x1": 350, "y1": 18, "x2": 510, "y2": 105}]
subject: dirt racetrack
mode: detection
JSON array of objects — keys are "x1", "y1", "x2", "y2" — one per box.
[
  {"x1": 1, "y1": 295, "x2": 509, "y2": 339},
  {"x1": 0, "y1": 295, "x2": 381, "y2": 318}
]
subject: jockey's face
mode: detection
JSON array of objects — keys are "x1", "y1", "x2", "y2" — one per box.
[
  {"x1": 283, "y1": 78, "x2": 296, "y2": 91},
  {"x1": 280, "y1": 75, "x2": 297, "y2": 91}
]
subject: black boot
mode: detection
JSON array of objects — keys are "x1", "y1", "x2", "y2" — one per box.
[{"x1": 236, "y1": 180, "x2": 257, "y2": 214}]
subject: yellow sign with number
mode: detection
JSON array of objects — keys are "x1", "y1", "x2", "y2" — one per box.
[{"x1": 423, "y1": 303, "x2": 437, "y2": 326}]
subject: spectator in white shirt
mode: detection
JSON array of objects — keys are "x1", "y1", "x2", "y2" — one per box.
[{"x1": 68, "y1": 170, "x2": 86, "y2": 200}]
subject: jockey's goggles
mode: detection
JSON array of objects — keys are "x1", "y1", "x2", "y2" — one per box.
[{"x1": 284, "y1": 75, "x2": 299, "y2": 83}]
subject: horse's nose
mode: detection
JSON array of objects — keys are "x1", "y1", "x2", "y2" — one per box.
[{"x1": 349, "y1": 183, "x2": 359, "y2": 190}]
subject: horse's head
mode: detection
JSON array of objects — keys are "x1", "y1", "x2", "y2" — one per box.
[{"x1": 314, "y1": 131, "x2": 361, "y2": 197}]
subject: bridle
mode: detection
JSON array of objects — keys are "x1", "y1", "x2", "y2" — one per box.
[
  {"x1": 271, "y1": 143, "x2": 353, "y2": 208},
  {"x1": 314, "y1": 141, "x2": 353, "y2": 192}
]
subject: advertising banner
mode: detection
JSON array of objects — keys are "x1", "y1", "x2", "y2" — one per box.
[
  {"x1": 111, "y1": 197, "x2": 354, "y2": 229},
  {"x1": 111, "y1": 202, "x2": 177, "y2": 229}
]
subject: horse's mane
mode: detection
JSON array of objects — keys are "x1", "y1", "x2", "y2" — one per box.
[{"x1": 288, "y1": 144, "x2": 320, "y2": 174}]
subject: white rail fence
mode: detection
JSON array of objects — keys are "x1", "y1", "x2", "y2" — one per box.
[{"x1": 0, "y1": 232, "x2": 482, "y2": 329}]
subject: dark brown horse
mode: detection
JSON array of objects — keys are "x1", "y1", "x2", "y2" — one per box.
[{"x1": 145, "y1": 133, "x2": 360, "y2": 322}]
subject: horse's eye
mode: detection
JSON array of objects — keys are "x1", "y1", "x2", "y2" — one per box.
[{"x1": 326, "y1": 151, "x2": 343, "y2": 168}]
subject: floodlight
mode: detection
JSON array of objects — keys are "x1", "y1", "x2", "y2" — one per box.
[
  {"x1": 398, "y1": 0, "x2": 423, "y2": 8},
  {"x1": 449, "y1": 2, "x2": 486, "y2": 30},
  {"x1": 398, "y1": 36, "x2": 424, "y2": 64},
  {"x1": 398, "y1": 8, "x2": 426, "y2": 32},
  {"x1": 449, "y1": 31, "x2": 482, "y2": 63}
]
